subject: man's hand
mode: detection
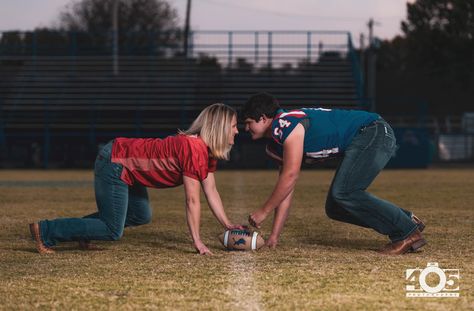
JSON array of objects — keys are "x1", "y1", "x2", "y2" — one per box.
[
  {"x1": 225, "y1": 224, "x2": 248, "y2": 231},
  {"x1": 248, "y1": 208, "x2": 270, "y2": 229},
  {"x1": 194, "y1": 241, "x2": 213, "y2": 256},
  {"x1": 265, "y1": 235, "x2": 279, "y2": 249}
]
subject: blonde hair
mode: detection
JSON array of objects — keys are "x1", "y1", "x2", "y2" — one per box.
[{"x1": 179, "y1": 103, "x2": 236, "y2": 160}]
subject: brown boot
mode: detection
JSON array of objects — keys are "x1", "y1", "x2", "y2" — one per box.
[
  {"x1": 378, "y1": 229, "x2": 427, "y2": 255},
  {"x1": 29, "y1": 223, "x2": 55, "y2": 254},
  {"x1": 78, "y1": 240, "x2": 103, "y2": 251}
]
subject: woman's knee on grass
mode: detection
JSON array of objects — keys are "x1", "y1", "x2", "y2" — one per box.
[
  {"x1": 126, "y1": 205, "x2": 152, "y2": 227},
  {"x1": 134, "y1": 208, "x2": 152, "y2": 226}
]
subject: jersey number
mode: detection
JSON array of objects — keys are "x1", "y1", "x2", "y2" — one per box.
[
  {"x1": 279, "y1": 119, "x2": 291, "y2": 128},
  {"x1": 274, "y1": 127, "x2": 282, "y2": 138}
]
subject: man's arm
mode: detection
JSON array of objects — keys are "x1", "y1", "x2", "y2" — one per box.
[
  {"x1": 183, "y1": 175, "x2": 212, "y2": 255},
  {"x1": 267, "y1": 186, "x2": 294, "y2": 248},
  {"x1": 249, "y1": 123, "x2": 304, "y2": 228}
]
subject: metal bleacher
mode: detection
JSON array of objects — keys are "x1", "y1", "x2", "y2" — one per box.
[{"x1": 0, "y1": 30, "x2": 365, "y2": 167}]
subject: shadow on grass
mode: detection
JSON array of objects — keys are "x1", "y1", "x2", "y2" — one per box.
[
  {"x1": 15, "y1": 232, "x2": 193, "y2": 254},
  {"x1": 10, "y1": 247, "x2": 39, "y2": 254},
  {"x1": 16, "y1": 243, "x2": 194, "y2": 254},
  {"x1": 12, "y1": 244, "x2": 112, "y2": 254},
  {"x1": 122, "y1": 230, "x2": 195, "y2": 253}
]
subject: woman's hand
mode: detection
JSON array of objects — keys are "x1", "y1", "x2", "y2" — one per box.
[
  {"x1": 225, "y1": 223, "x2": 248, "y2": 231},
  {"x1": 194, "y1": 241, "x2": 213, "y2": 256}
]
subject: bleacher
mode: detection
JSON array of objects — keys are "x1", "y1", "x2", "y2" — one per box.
[
  {"x1": 1, "y1": 57, "x2": 360, "y2": 126},
  {"x1": 0, "y1": 30, "x2": 364, "y2": 167}
]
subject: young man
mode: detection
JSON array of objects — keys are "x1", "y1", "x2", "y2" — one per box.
[{"x1": 242, "y1": 93, "x2": 426, "y2": 255}]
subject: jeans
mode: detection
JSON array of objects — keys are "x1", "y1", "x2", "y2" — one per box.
[
  {"x1": 40, "y1": 141, "x2": 152, "y2": 247},
  {"x1": 325, "y1": 120, "x2": 418, "y2": 242}
]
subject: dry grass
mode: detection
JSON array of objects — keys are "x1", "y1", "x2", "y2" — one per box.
[{"x1": 0, "y1": 169, "x2": 473, "y2": 310}]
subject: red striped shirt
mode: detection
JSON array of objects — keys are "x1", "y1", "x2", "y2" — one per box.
[{"x1": 111, "y1": 135, "x2": 217, "y2": 188}]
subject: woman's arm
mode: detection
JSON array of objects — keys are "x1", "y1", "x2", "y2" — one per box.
[
  {"x1": 201, "y1": 173, "x2": 230, "y2": 228},
  {"x1": 183, "y1": 175, "x2": 212, "y2": 255},
  {"x1": 201, "y1": 173, "x2": 245, "y2": 230}
]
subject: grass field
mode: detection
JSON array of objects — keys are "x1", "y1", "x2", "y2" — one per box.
[{"x1": 0, "y1": 169, "x2": 472, "y2": 310}]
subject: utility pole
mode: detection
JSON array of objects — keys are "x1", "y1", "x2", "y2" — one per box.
[
  {"x1": 183, "y1": 0, "x2": 192, "y2": 57},
  {"x1": 112, "y1": 0, "x2": 119, "y2": 75},
  {"x1": 368, "y1": 18, "x2": 374, "y2": 48}
]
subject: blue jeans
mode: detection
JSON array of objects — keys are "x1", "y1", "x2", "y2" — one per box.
[
  {"x1": 325, "y1": 120, "x2": 418, "y2": 242},
  {"x1": 40, "y1": 141, "x2": 152, "y2": 247}
]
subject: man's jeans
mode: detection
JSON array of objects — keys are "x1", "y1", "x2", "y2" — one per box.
[
  {"x1": 325, "y1": 120, "x2": 418, "y2": 242},
  {"x1": 40, "y1": 141, "x2": 152, "y2": 247}
]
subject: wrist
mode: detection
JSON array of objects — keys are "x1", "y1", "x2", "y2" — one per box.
[
  {"x1": 193, "y1": 239, "x2": 204, "y2": 246},
  {"x1": 269, "y1": 231, "x2": 280, "y2": 240},
  {"x1": 191, "y1": 234, "x2": 202, "y2": 243},
  {"x1": 262, "y1": 204, "x2": 273, "y2": 215}
]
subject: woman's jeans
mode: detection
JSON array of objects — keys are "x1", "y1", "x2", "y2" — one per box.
[
  {"x1": 325, "y1": 120, "x2": 418, "y2": 242},
  {"x1": 39, "y1": 141, "x2": 152, "y2": 247}
]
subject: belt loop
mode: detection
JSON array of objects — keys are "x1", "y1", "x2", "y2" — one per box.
[{"x1": 359, "y1": 120, "x2": 377, "y2": 133}]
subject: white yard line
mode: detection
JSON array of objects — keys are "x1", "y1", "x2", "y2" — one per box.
[
  {"x1": 226, "y1": 252, "x2": 262, "y2": 310},
  {"x1": 225, "y1": 173, "x2": 263, "y2": 311}
]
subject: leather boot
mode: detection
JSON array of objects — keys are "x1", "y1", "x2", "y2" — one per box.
[{"x1": 378, "y1": 229, "x2": 427, "y2": 255}]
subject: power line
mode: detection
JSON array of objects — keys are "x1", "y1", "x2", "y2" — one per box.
[{"x1": 175, "y1": 0, "x2": 403, "y2": 21}]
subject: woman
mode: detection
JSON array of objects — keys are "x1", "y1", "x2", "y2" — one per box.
[{"x1": 29, "y1": 103, "x2": 243, "y2": 255}]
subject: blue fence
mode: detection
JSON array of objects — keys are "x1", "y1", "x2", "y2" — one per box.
[
  {"x1": 347, "y1": 34, "x2": 365, "y2": 106},
  {"x1": 0, "y1": 30, "x2": 356, "y2": 67},
  {"x1": 188, "y1": 30, "x2": 351, "y2": 67}
]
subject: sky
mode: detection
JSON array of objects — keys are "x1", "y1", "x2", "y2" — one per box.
[{"x1": 0, "y1": 0, "x2": 414, "y2": 43}]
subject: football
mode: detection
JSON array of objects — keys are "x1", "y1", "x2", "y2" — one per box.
[{"x1": 218, "y1": 229, "x2": 265, "y2": 251}]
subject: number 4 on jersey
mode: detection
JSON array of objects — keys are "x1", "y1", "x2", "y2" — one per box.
[{"x1": 279, "y1": 119, "x2": 292, "y2": 128}]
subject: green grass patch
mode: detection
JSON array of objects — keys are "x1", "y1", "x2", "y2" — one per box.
[{"x1": 0, "y1": 169, "x2": 472, "y2": 310}]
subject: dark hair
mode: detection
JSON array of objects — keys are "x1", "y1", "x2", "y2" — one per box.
[{"x1": 241, "y1": 92, "x2": 281, "y2": 121}]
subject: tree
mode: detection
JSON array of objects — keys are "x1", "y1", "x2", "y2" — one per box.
[
  {"x1": 0, "y1": 29, "x2": 69, "y2": 56},
  {"x1": 400, "y1": 0, "x2": 474, "y2": 81},
  {"x1": 0, "y1": 32, "x2": 25, "y2": 55},
  {"x1": 374, "y1": 0, "x2": 474, "y2": 116},
  {"x1": 58, "y1": 0, "x2": 182, "y2": 55}
]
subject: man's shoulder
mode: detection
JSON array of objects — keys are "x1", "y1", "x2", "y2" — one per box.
[
  {"x1": 271, "y1": 109, "x2": 308, "y2": 144},
  {"x1": 275, "y1": 109, "x2": 307, "y2": 120}
]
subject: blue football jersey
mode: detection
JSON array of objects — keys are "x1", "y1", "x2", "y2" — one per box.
[{"x1": 266, "y1": 108, "x2": 380, "y2": 164}]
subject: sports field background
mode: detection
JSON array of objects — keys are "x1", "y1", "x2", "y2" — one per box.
[{"x1": 0, "y1": 169, "x2": 472, "y2": 310}]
